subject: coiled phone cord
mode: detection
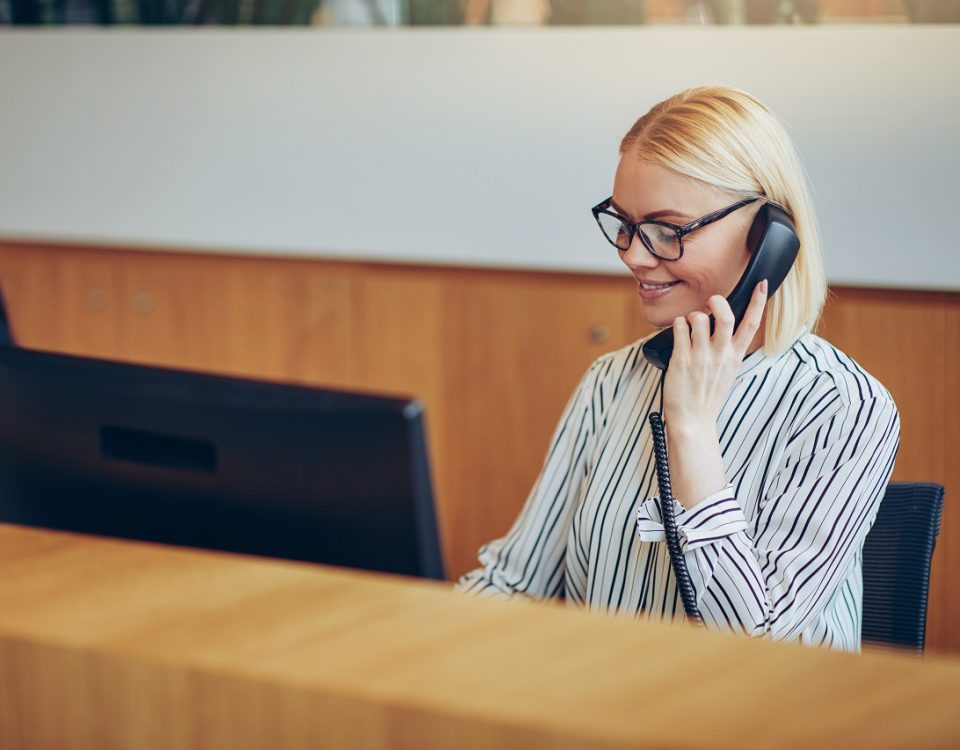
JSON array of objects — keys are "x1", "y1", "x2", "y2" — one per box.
[{"x1": 649, "y1": 371, "x2": 703, "y2": 626}]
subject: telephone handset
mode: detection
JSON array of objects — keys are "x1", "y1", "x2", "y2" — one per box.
[
  {"x1": 642, "y1": 202, "x2": 800, "y2": 625},
  {"x1": 642, "y1": 202, "x2": 801, "y2": 370}
]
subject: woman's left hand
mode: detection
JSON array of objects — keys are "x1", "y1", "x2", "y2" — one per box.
[{"x1": 663, "y1": 279, "x2": 769, "y2": 431}]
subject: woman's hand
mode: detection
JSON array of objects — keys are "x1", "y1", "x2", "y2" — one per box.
[
  {"x1": 659, "y1": 279, "x2": 768, "y2": 508},
  {"x1": 663, "y1": 279, "x2": 769, "y2": 432}
]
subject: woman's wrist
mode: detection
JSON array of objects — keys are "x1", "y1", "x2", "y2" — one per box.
[
  {"x1": 665, "y1": 414, "x2": 718, "y2": 442},
  {"x1": 664, "y1": 416, "x2": 728, "y2": 510}
]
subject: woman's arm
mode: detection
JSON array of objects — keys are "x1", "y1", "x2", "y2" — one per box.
[
  {"x1": 643, "y1": 282, "x2": 901, "y2": 639},
  {"x1": 659, "y1": 281, "x2": 768, "y2": 511},
  {"x1": 638, "y1": 393, "x2": 900, "y2": 640},
  {"x1": 664, "y1": 416, "x2": 729, "y2": 512},
  {"x1": 455, "y1": 354, "x2": 611, "y2": 599}
]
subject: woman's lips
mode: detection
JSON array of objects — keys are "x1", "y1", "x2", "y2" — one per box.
[{"x1": 637, "y1": 280, "x2": 682, "y2": 300}]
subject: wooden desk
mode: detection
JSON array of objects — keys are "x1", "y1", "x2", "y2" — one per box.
[{"x1": 0, "y1": 523, "x2": 958, "y2": 749}]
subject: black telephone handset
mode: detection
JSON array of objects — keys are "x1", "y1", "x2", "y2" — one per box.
[
  {"x1": 642, "y1": 202, "x2": 801, "y2": 370},
  {"x1": 642, "y1": 202, "x2": 800, "y2": 625}
]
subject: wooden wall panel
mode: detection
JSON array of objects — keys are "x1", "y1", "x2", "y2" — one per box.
[
  {"x1": 945, "y1": 306, "x2": 960, "y2": 654},
  {"x1": 440, "y1": 270, "x2": 639, "y2": 578},
  {"x1": 0, "y1": 241, "x2": 957, "y2": 652},
  {"x1": 119, "y1": 251, "x2": 357, "y2": 388},
  {"x1": 351, "y1": 267, "x2": 454, "y2": 569},
  {"x1": 0, "y1": 245, "x2": 357, "y2": 388},
  {"x1": 0, "y1": 245, "x2": 125, "y2": 357}
]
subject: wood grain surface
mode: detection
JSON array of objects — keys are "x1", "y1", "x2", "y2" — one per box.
[{"x1": 1, "y1": 523, "x2": 959, "y2": 750}]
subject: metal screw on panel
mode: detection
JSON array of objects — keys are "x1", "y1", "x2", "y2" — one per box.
[
  {"x1": 87, "y1": 289, "x2": 108, "y2": 312},
  {"x1": 589, "y1": 324, "x2": 609, "y2": 344},
  {"x1": 134, "y1": 293, "x2": 154, "y2": 315}
]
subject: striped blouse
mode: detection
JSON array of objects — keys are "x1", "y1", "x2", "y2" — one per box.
[{"x1": 455, "y1": 329, "x2": 901, "y2": 652}]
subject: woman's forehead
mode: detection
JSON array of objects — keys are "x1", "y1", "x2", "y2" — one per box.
[{"x1": 612, "y1": 159, "x2": 723, "y2": 219}]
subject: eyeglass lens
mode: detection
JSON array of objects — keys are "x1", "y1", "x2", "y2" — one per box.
[{"x1": 596, "y1": 213, "x2": 681, "y2": 260}]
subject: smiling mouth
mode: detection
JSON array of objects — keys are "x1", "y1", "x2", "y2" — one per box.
[{"x1": 639, "y1": 281, "x2": 681, "y2": 290}]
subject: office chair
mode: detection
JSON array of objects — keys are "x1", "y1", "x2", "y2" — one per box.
[{"x1": 862, "y1": 482, "x2": 944, "y2": 654}]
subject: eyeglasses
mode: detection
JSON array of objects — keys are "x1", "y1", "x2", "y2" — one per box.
[{"x1": 591, "y1": 195, "x2": 763, "y2": 261}]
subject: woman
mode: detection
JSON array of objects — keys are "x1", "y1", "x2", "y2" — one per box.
[{"x1": 455, "y1": 86, "x2": 900, "y2": 652}]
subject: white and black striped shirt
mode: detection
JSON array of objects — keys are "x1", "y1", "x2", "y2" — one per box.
[{"x1": 456, "y1": 329, "x2": 900, "y2": 652}]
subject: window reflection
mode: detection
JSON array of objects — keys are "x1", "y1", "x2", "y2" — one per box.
[{"x1": 1, "y1": 0, "x2": 957, "y2": 25}]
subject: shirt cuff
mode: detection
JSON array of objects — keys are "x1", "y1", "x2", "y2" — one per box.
[{"x1": 636, "y1": 484, "x2": 749, "y2": 552}]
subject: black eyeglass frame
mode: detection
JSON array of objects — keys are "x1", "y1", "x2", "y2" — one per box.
[{"x1": 591, "y1": 195, "x2": 766, "y2": 261}]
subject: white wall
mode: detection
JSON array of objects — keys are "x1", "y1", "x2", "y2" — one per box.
[{"x1": 0, "y1": 27, "x2": 958, "y2": 290}]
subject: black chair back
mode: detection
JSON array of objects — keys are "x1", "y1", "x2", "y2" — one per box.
[{"x1": 862, "y1": 482, "x2": 944, "y2": 653}]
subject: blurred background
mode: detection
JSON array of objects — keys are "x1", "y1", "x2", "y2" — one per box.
[{"x1": 2, "y1": 0, "x2": 958, "y2": 26}]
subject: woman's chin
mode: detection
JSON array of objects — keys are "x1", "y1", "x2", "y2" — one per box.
[
  {"x1": 648, "y1": 317, "x2": 676, "y2": 331},
  {"x1": 640, "y1": 307, "x2": 682, "y2": 330},
  {"x1": 637, "y1": 282, "x2": 695, "y2": 329},
  {"x1": 639, "y1": 294, "x2": 704, "y2": 330}
]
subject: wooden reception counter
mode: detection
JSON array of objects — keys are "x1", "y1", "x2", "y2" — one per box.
[{"x1": 0, "y1": 523, "x2": 958, "y2": 750}]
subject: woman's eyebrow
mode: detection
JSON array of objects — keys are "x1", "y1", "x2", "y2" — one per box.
[
  {"x1": 646, "y1": 208, "x2": 694, "y2": 221},
  {"x1": 609, "y1": 199, "x2": 692, "y2": 222}
]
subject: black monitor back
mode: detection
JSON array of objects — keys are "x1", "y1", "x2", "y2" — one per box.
[{"x1": 0, "y1": 346, "x2": 444, "y2": 580}]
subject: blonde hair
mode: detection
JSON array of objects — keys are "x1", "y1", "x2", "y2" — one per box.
[{"x1": 620, "y1": 86, "x2": 826, "y2": 356}]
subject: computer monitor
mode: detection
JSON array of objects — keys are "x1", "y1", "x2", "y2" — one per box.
[
  {"x1": 0, "y1": 286, "x2": 12, "y2": 346},
  {"x1": 0, "y1": 344, "x2": 445, "y2": 580}
]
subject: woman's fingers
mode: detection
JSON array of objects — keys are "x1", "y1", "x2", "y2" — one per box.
[
  {"x1": 731, "y1": 279, "x2": 769, "y2": 353},
  {"x1": 672, "y1": 314, "x2": 690, "y2": 360},
  {"x1": 675, "y1": 280, "x2": 767, "y2": 364},
  {"x1": 688, "y1": 311, "x2": 711, "y2": 350},
  {"x1": 707, "y1": 294, "x2": 735, "y2": 341}
]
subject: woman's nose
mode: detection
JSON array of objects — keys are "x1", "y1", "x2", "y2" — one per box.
[{"x1": 619, "y1": 234, "x2": 660, "y2": 271}]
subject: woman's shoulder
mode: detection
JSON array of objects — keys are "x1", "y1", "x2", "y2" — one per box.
[
  {"x1": 589, "y1": 331, "x2": 661, "y2": 381},
  {"x1": 567, "y1": 335, "x2": 654, "y2": 407},
  {"x1": 786, "y1": 331, "x2": 897, "y2": 411}
]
